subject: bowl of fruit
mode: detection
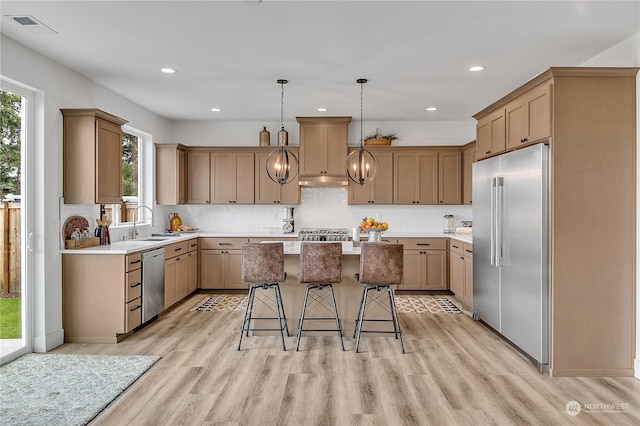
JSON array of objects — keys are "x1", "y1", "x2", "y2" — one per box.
[{"x1": 359, "y1": 217, "x2": 388, "y2": 242}]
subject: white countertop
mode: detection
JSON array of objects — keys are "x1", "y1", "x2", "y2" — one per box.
[{"x1": 61, "y1": 230, "x2": 471, "y2": 255}]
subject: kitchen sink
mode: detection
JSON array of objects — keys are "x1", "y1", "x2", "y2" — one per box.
[{"x1": 141, "y1": 238, "x2": 167, "y2": 242}]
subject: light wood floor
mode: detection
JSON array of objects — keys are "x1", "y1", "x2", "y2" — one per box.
[{"x1": 52, "y1": 293, "x2": 640, "y2": 425}]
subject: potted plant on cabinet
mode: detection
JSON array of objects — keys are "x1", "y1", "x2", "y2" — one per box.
[{"x1": 364, "y1": 128, "x2": 398, "y2": 146}]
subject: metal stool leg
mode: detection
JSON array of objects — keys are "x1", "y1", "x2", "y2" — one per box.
[
  {"x1": 353, "y1": 285, "x2": 367, "y2": 338},
  {"x1": 328, "y1": 284, "x2": 345, "y2": 351},
  {"x1": 354, "y1": 286, "x2": 370, "y2": 353},
  {"x1": 274, "y1": 283, "x2": 290, "y2": 337},
  {"x1": 238, "y1": 286, "x2": 257, "y2": 350},
  {"x1": 296, "y1": 284, "x2": 313, "y2": 351},
  {"x1": 272, "y1": 284, "x2": 287, "y2": 351},
  {"x1": 386, "y1": 286, "x2": 405, "y2": 353}
]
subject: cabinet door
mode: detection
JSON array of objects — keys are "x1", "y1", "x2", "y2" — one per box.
[
  {"x1": 449, "y1": 253, "x2": 465, "y2": 296},
  {"x1": 476, "y1": 108, "x2": 505, "y2": 160},
  {"x1": 463, "y1": 145, "x2": 475, "y2": 205},
  {"x1": 348, "y1": 180, "x2": 372, "y2": 204},
  {"x1": 164, "y1": 257, "x2": 177, "y2": 308},
  {"x1": 299, "y1": 123, "x2": 325, "y2": 176},
  {"x1": 401, "y1": 250, "x2": 424, "y2": 290},
  {"x1": 200, "y1": 250, "x2": 224, "y2": 289},
  {"x1": 506, "y1": 98, "x2": 528, "y2": 150},
  {"x1": 178, "y1": 149, "x2": 186, "y2": 204},
  {"x1": 174, "y1": 255, "x2": 189, "y2": 301},
  {"x1": 254, "y1": 151, "x2": 277, "y2": 204},
  {"x1": 95, "y1": 118, "x2": 123, "y2": 203},
  {"x1": 527, "y1": 83, "x2": 551, "y2": 143},
  {"x1": 233, "y1": 152, "x2": 255, "y2": 204},
  {"x1": 156, "y1": 145, "x2": 186, "y2": 205},
  {"x1": 463, "y1": 256, "x2": 473, "y2": 307},
  {"x1": 425, "y1": 250, "x2": 447, "y2": 290},
  {"x1": 278, "y1": 180, "x2": 300, "y2": 204},
  {"x1": 188, "y1": 251, "x2": 198, "y2": 293},
  {"x1": 393, "y1": 152, "x2": 417, "y2": 204},
  {"x1": 371, "y1": 151, "x2": 393, "y2": 204},
  {"x1": 210, "y1": 152, "x2": 232, "y2": 203},
  {"x1": 224, "y1": 250, "x2": 246, "y2": 289},
  {"x1": 325, "y1": 123, "x2": 348, "y2": 176},
  {"x1": 438, "y1": 151, "x2": 462, "y2": 205},
  {"x1": 416, "y1": 151, "x2": 438, "y2": 205},
  {"x1": 187, "y1": 151, "x2": 210, "y2": 204}
]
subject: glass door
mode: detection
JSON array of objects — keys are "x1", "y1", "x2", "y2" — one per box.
[{"x1": 0, "y1": 80, "x2": 33, "y2": 363}]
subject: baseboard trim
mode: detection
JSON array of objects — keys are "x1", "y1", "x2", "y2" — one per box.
[
  {"x1": 33, "y1": 328, "x2": 64, "y2": 353},
  {"x1": 550, "y1": 367, "x2": 635, "y2": 377}
]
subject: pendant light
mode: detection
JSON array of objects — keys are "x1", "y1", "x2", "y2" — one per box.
[
  {"x1": 266, "y1": 79, "x2": 299, "y2": 185},
  {"x1": 345, "y1": 78, "x2": 378, "y2": 185}
]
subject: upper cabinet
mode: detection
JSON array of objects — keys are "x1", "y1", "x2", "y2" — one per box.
[
  {"x1": 505, "y1": 81, "x2": 552, "y2": 150},
  {"x1": 462, "y1": 142, "x2": 476, "y2": 205},
  {"x1": 186, "y1": 151, "x2": 211, "y2": 204},
  {"x1": 348, "y1": 149, "x2": 393, "y2": 204},
  {"x1": 438, "y1": 150, "x2": 462, "y2": 205},
  {"x1": 210, "y1": 151, "x2": 255, "y2": 204},
  {"x1": 297, "y1": 116, "x2": 350, "y2": 183},
  {"x1": 254, "y1": 148, "x2": 300, "y2": 204},
  {"x1": 61, "y1": 109, "x2": 128, "y2": 204},
  {"x1": 393, "y1": 150, "x2": 438, "y2": 205},
  {"x1": 156, "y1": 144, "x2": 186, "y2": 205},
  {"x1": 475, "y1": 107, "x2": 505, "y2": 160}
]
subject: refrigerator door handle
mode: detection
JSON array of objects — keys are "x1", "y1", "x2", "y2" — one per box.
[
  {"x1": 490, "y1": 177, "x2": 496, "y2": 265},
  {"x1": 495, "y1": 176, "x2": 504, "y2": 266}
]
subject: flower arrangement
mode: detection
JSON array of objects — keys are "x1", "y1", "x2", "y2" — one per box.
[{"x1": 364, "y1": 128, "x2": 398, "y2": 145}]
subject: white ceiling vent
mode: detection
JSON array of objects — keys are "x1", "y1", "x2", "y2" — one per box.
[{"x1": 5, "y1": 15, "x2": 58, "y2": 35}]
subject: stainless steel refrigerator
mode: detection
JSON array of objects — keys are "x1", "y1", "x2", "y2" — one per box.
[{"x1": 472, "y1": 143, "x2": 549, "y2": 368}]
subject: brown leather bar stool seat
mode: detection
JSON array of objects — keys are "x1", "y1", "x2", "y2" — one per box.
[
  {"x1": 296, "y1": 242, "x2": 344, "y2": 351},
  {"x1": 353, "y1": 242, "x2": 405, "y2": 353},
  {"x1": 238, "y1": 242, "x2": 290, "y2": 351}
]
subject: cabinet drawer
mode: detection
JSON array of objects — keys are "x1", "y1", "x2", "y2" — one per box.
[
  {"x1": 188, "y1": 238, "x2": 199, "y2": 252},
  {"x1": 463, "y1": 242, "x2": 473, "y2": 257},
  {"x1": 125, "y1": 297, "x2": 142, "y2": 332},
  {"x1": 126, "y1": 252, "x2": 142, "y2": 272},
  {"x1": 165, "y1": 241, "x2": 189, "y2": 259},
  {"x1": 397, "y1": 238, "x2": 447, "y2": 250},
  {"x1": 126, "y1": 268, "x2": 142, "y2": 302},
  {"x1": 450, "y1": 240, "x2": 464, "y2": 255},
  {"x1": 200, "y1": 237, "x2": 248, "y2": 250}
]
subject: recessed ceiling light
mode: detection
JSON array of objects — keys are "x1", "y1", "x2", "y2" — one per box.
[
  {"x1": 210, "y1": 108, "x2": 222, "y2": 112},
  {"x1": 426, "y1": 107, "x2": 438, "y2": 112},
  {"x1": 468, "y1": 65, "x2": 486, "y2": 72},
  {"x1": 161, "y1": 68, "x2": 176, "y2": 74},
  {"x1": 317, "y1": 108, "x2": 328, "y2": 112}
]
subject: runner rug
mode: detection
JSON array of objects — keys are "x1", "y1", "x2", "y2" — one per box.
[
  {"x1": 0, "y1": 353, "x2": 159, "y2": 426},
  {"x1": 191, "y1": 295, "x2": 466, "y2": 315}
]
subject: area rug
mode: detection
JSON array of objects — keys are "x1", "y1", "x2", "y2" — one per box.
[
  {"x1": 0, "y1": 353, "x2": 159, "y2": 426},
  {"x1": 192, "y1": 295, "x2": 466, "y2": 315}
]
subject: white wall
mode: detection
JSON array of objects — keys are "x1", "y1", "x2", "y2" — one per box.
[
  {"x1": 0, "y1": 35, "x2": 173, "y2": 351},
  {"x1": 580, "y1": 32, "x2": 640, "y2": 379}
]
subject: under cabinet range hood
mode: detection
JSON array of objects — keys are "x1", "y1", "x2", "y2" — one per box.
[{"x1": 298, "y1": 175, "x2": 348, "y2": 187}]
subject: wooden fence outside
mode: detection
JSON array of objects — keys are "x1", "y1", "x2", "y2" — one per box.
[{"x1": 1, "y1": 202, "x2": 21, "y2": 294}]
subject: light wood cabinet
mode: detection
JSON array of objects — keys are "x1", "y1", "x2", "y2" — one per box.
[
  {"x1": 476, "y1": 108, "x2": 505, "y2": 160},
  {"x1": 506, "y1": 82, "x2": 551, "y2": 150},
  {"x1": 297, "y1": 116, "x2": 350, "y2": 180},
  {"x1": 156, "y1": 144, "x2": 186, "y2": 205},
  {"x1": 449, "y1": 241, "x2": 472, "y2": 308},
  {"x1": 393, "y1": 150, "x2": 438, "y2": 204},
  {"x1": 63, "y1": 252, "x2": 142, "y2": 343},
  {"x1": 61, "y1": 109, "x2": 128, "y2": 204},
  {"x1": 186, "y1": 151, "x2": 210, "y2": 204},
  {"x1": 187, "y1": 239, "x2": 198, "y2": 293},
  {"x1": 348, "y1": 149, "x2": 393, "y2": 204},
  {"x1": 396, "y1": 238, "x2": 447, "y2": 290},
  {"x1": 164, "y1": 240, "x2": 189, "y2": 309},
  {"x1": 254, "y1": 148, "x2": 300, "y2": 204},
  {"x1": 211, "y1": 151, "x2": 255, "y2": 204},
  {"x1": 438, "y1": 150, "x2": 462, "y2": 205},
  {"x1": 200, "y1": 238, "x2": 248, "y2": 289},
  {"x1": 462, "y1": 142, "x2": 476, "y2": 205}
]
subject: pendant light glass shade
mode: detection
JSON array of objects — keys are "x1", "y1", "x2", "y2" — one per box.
[
  {"x1": 266, "y1": 79, "x2": 298, "y2": 185},
  {"x1": 346, "y1": 78, "x2": 378, "y2": 185}
]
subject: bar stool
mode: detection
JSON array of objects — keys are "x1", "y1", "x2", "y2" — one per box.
[
  {"x1": 353, "y1": 242, "x2": 405, "y2": 353},
  {"x1": 296, "y1": 242, "x2": 345, "y2": 351},
  {"x1": 238, "y1": 242, "x2": 290, "y2": 351}
]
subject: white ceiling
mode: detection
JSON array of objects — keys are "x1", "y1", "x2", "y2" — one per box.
[{"x1": 1, "y1": 1, "x2": 638, "y2": 123}]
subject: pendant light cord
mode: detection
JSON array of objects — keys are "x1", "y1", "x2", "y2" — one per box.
[{"x1": 281, "y1": 81, "x2": 285, "y2": 142}]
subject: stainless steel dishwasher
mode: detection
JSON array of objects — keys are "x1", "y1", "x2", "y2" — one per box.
[{"x1": 142, "y1": 247, "x2": 165, "y2": 323}]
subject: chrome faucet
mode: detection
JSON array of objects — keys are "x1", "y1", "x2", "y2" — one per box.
[{"x1": 132, "y1": 205, "x2": 154, "y2": 238}]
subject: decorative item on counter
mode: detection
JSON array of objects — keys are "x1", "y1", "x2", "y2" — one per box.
[
  {"x1": 364, "y1": 128, "x2": 398, "y2": 146},
  {"x1": 359, "y1": 217, "x2": 389, "y2": 242},
  {"x1": 168, "y1": 212, "x2": 182, "y2": 231},
  {"x1": 63, "y1": 215, "x2": 100, "y2": 249},
  {"x1": 352, "y1": 227, "x2": 360, "y2": 243},
  {"x1": 443, "y1": 214, "x2": 454, "y2": 234},
  {"x1": 259, "y1": 126, "x2": 270, "y2": 146},
  {"x1": 455, "y1": 226, "x2": 473, "y2": 235},
  {"x1": 94, "y1": 215, "x2": 111, "y2": 245}
]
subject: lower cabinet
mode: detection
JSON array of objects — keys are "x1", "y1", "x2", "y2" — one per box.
[
  {"x1": 449, "y1": 241, "x2": 473, "y2": 307},
  {"x1": 200, "y1": 238, "x2": 248, "y2": 289},
  {"x1": 164, "y1": 240, "x2": 190, "y2": 309},
  {"x1": 396, "y1": 238, "x2": 447, "y2": 290},
  {"x1": 187, "y1": 239, "x2": 198, "y2": 294}
]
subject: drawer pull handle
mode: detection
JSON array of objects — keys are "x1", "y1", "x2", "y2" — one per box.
[
  {"x1": 130, "y1": 305, "x2": 141, "y2": 312},
  {"x1": 129, "y1": 259, "x2": 142, "y2": 265},
  {"x1": 190, "y1": 244, "x2": 198, "y2": 247},
  {"x1": 460, "y1": 256, "x2": 464, "y2": 260},
  {"x1": 465, "y1": 249, "x2": 473, "y2": 253},
  {"x1": 452, "y1": 245, "x2": 459, "y2": 249},
  {"x1": 176, "y1": 257, "x2": 181, "y2": 261},
  {"x1": 130, "y1": 282, "x2": 142, "y2": 288},
  {"x1": 175, "y1": 247, "x2": 182, "y2": 251},
  {"x1": 417, "y1": 243, "x2": 431, "y2": 246},
  {"x1": 218, "y1": 243, "x2": 232, "y2": 246}
]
